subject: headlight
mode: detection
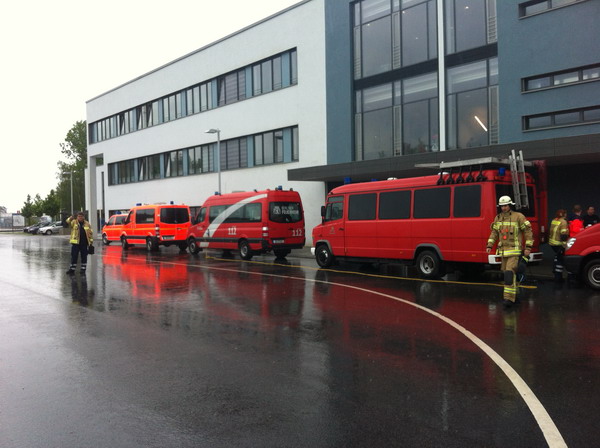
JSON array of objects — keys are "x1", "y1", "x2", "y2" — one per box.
[{"x1": 565, "y1": 237, "x2": 576, "y2": 251}]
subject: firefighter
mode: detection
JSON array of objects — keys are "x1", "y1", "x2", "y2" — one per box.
[
  {"x1": 66, "y1": 212, "x2": 94, "y2": 275},
  {"x1": 486, "y1": 196, "x2": 533, "y2": 308},
  {"x1": 549, "y1": 209, "x2": 569, "y2": 282}
]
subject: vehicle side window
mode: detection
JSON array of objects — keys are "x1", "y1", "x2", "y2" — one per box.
[
  {"x1": 115, "y1": 216, "x2": 125, "y2": 225},
  {"x1": 324, "y1": 196, "x2": 344, "y2": 222},
  {"x1": 197, "y1": 207, "x2": 206, "y2": 224},
  {"x1": 454, "y1": 185, "x2": 481, "y2": 218},
  {"x1": 209, "y1": 205, "x2": 227, "y2": 223},
  {"x1": 414, "y1": 188, "x2": 450, "y2": 219},
  {"x1": 379, "y1": 190, "x2": 411, "y2": 219},
  {"x1": 160, "y1": 207, "x2": 190, "y2": 224},
  {"x1": 135, "y1": 208, "x2": 155, "y2": 224},
  {"x1": 348, "y1": 193, "x2": 377, "y2": 221},
  {"x1": 108, "y1": 217, "x2": 115, "y2": 226}
]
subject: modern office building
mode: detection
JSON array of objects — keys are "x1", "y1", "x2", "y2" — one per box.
[{"x1": 87, "y1": 0, "x2": 600, "y2": 240}]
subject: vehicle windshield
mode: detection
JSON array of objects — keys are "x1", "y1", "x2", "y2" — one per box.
[
  {"x1": 160, "y1": 208, "x2": 189, "y2": 224},
  {"x1": 269, "y1": 202, "x2": 302, "y2": 223}
]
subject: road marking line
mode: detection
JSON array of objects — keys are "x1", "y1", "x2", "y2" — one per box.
[{"x1": 104, "y1": 254, "x2": 566, "y2": 447}]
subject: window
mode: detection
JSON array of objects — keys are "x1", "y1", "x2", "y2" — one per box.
[
  {"x1": 160, "y1": 208, "x2": 189, "y2": 224},
  {"x1": 523, "y1": 106, "x2": 600, "y2": 130},
  {"x1": 523, "y1": 63, "x2": 600, "y2": 92},
  {"x1": 325, "y1": 196, "x2": 344, "y2": 222},
  {"x1": 414, "y1": 188, "x2": 450, "y2": 218},
  {"x1": 269, "y1": 202, "x2": 302, "y2": 223},
  {"x1": 209, "y1": 205, "x2": 227, "y2": 223},
  {"x1": 519, "y1": 0, "x2": 586, "y2": 18},
  {"x1": 348, "y1": 193, "x2": 377, "y2": 220},
  {"x1": 447, "y1": 58, "x2": 498, "y2": 149},
  {"x1": 454, "y1": 185, "x2": 481, "y2": 217},
  {"x1": 89, "y1": 49, "x2": 298, "y2": 144},
  {"x1": 135, "y1": 209, "x2": 155, "y2": 224},
  {"x1": 446, "y1": 0, "x2": 495, "y2": 54},
  {"x1": 379, "y1": 190, "x2": 411, "y2": 219}
]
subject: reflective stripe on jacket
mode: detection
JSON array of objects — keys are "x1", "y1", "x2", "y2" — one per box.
[
  {"x1": 67, "y1": 217, "x2": 93, "y2": 245},
  {"x1": 549, "y1": 218, "x2": 568, "y2": 247},
  {"x1": 487, "y1": 211, "x2": 533, "y2": 256}
]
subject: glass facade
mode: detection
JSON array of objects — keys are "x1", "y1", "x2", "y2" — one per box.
[
  {"x1": 352, "y1": 0, "x2": 498, "y2": 159},
  {"x1": 107, "y1": 126, "x2": 299, "y2": 186},
  {"x1": 89, "y1": 49, "x2": 298, "y2": 145}
]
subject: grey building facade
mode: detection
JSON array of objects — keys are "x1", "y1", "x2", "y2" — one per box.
[{"x1": 291, "y1": 0, "x2": 600, "y2": 214}]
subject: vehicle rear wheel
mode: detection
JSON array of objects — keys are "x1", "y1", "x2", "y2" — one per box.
[
  {"x1": 416, "y1": 250, "x2": 445, "y2": 279},
  {"x1": 188, "y1": 237, "x2": 201, "y2": 254},
  {"x1": 583, "y1": 259, "x2": 600, "y2": 290},
  {"x1": 239, "y1": 240, "x2": 253, "y2": 260},
  {"x1": 45, "y1": 230, "x2": 51, "y2": 235},
  {"x1": 315, "y1": 244, "x2": 334, "y2": 268},
  {"x1": 121, "y1": 237, "x2": 129, "y2": 250},
  {"x1": 274, "y1": 249, "x2": 290, "y2": 258},
  {"x1": 146, "y1": 237, "x2": 159, "y2": 252},
  {"x1": 102, "y1": 234, "x2": 110, "y2": 246}
]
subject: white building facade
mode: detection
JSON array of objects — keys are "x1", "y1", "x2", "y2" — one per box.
[{"x1": 86, "y1": 0, "x2": 327, "y2": 236}]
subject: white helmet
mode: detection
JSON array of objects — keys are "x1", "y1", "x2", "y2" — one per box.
[{"x1": 498, "y1": 195, "x2": 515, "y2": 206}]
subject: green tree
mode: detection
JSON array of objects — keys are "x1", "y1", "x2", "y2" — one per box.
[
  {"x1": 43, "y1": 189, "x2": 61, "y2": 219},
  {"x1": 31, "y1": 194, "x2": 44, "y2": 218},
  {"x1": 21, "y1": 195, "x2": 35, "y2": 222}
]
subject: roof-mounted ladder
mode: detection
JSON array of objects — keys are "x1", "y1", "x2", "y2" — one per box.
[{"x1": 415, "y1": 149, "x2": 532, "y2": 210}]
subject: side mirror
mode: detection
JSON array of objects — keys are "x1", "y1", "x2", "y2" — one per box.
[{"x1": 320, "y1": 205, "x2": 326, "y2": 218}]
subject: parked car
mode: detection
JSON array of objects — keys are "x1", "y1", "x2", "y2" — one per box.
[
  {"x1": 39, "y1": 221, "x2": 64, "y2": 235},
  {"x1": 564, "y1": 224, "x2": 600, "y2": 290},
  {"x1": 23, "y1": 223, "x2": 40, "y2": 233},
  {"x1": 101, "y1": 213, "x2": 127, "y2": 245},
  {"x1": 27, "y1": 222, "x2": 49, "y2": 234}
]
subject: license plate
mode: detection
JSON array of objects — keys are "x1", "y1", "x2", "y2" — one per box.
[{"x1": 272, "y1": 239, "x2": 284, "y2": 244}]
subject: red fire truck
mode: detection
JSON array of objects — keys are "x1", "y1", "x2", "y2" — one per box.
[
  {"x1": 187, "y1": 187, "x2": 305, "y2": 260},
  {"x1": 312, "y1": 152, "x2": 547, "y2": 278}
]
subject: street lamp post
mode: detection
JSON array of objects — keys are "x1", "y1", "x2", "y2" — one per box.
[
  {"x1": 64, "y1": 171, "x2": 74, "y2": 215},
  {"x1": 205, "y1": 128, "x2": 221, "y2": 194}
]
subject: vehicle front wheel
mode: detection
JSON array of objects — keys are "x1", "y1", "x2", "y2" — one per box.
[
  {"x1": 45, "y1": 230, "x2": 51, "y2": 235},
  {"x1": 239, "y1": 240, "x2": 253, "y2": 260},
  {"x1": 188, "y1": 237, "x2": 201, "y2": 254},
  {"x1": 315, "y1": 244, "x2": 334, "y2": 268},
  {"x1": 102, "y1": 234, "x2": 110, "y2": 245},
  {"x1": 121, "y1": 237, "x2": 129, "y2": 250},
  {"x1": 583, "y1": 259, "x2": 600, "y2": 290},
  {"x1": 416, "y1": 250, "x2": 445, "y2": 279}
]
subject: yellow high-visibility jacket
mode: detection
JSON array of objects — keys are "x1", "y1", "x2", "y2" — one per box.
[
  {"x1": 67, "y1": 216, "x2": 93, "y2": 245},
  {"x1": 549, "y1": 217, "x2": 569, "y2": 247},
  {"x1": 487, "y1": 211, "x2": 533, "y2": 257}
]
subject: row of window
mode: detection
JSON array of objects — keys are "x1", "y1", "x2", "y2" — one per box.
[
  {"x1": 523, "y1": 63, "x2": 600, "y2": 92},
  {"x1": 89, "y1": 49, "x2": 298, "y2": 144},
  {"x1": 523, "y1": 106, "x2": 600, "y2": 130},
  {"x1": 325, "y1": 184, "x2": 482, "y2": 222},
  {"x1": 107, "y1": 126, "x2": 299, "y2": 186},
  {"x1": 354, "y1": 58, "x2": 498, "y2": 160},
  {"x1": 353, "y1": 0, "x2": 497, "y2": 80},
  {"x1": 519, "y1": 0, "x2": 587, "y2": 18}
]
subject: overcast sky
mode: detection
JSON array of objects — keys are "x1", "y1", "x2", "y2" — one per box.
[{"x1": 0, "y1": 0, "x2": 300, "y2": 213}]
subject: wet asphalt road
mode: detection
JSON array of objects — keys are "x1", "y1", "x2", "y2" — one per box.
[{"x1": 1, "y1": 234, "x2": 600, "y2": 448}]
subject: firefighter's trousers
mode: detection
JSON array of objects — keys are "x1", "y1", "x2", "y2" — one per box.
[{"x1": 501, "y1": 256, "x2": 519, "y2": 303}]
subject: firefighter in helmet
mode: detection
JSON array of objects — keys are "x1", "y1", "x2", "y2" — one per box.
[{"x1": 486, "y1": 195, "x2": 533, "y2": 308}]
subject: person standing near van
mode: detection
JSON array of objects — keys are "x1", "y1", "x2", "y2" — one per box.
[
  {"x1": 486, "y1": 196, "x2": 533, "y2": 308},
  {"x1": 582, "y1": 206, "x2": 599, "y2": 228},
  {"x1": 66, "y1": 212, "x2": 94, "y2": 275},
  {"x1": 549, "y1": 209, "x2": 569, "y2": 282}
]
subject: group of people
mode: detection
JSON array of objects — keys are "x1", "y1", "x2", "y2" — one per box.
[
  {"x1": 487, "y1": 198, "x2": 598, "y2": 309},
  {"x1": 548, "y1": 205, "x2": 599, "y2": 283}
]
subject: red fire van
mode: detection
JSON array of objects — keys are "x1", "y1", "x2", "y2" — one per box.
[
  {"x1": 186, "y1": 188, "x2": 305, "y2": 259},
  {"x1": 120, "y1": 203, "x2": 191, "y2": 251},
  {"x1": 564, "y1": 224, "x2": 600, "y2": 290},
  {"x1": 101, "y1": 213, "x2": 127, "y2": 245},
  {"x1": 312, "y1": 158, "x2": 547, "y2": 278}
]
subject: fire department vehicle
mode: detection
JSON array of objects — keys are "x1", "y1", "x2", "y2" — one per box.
[
  {"x1": 312, "y1": 151, "x2": 547, "y2": 278},
  {"x1": 101, "y1": 213, "x2": 127, "y2": 245},
  {"x1": 120, "y1": 203, "x2": 191, "y2": 251},
  {"x1": 564, "y1": 223, "x2": 600, "y2": 290},
  {"x1": 186, "y1": 187, "x2": 305, "y2": 260}
]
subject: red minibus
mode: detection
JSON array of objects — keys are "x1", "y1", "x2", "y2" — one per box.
[
  {"x1": 187, "y1": 188, "x2": 305, "y2": 259},
  {"x1": 120, "y1": 203, "x2": 191, "y2": 251},
  {"x1": 311, "y1": 168, "x2": 546, "y2": 278},
  {"x1": 101, "y1": 213, "x2": 127, "y2": 245}
]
